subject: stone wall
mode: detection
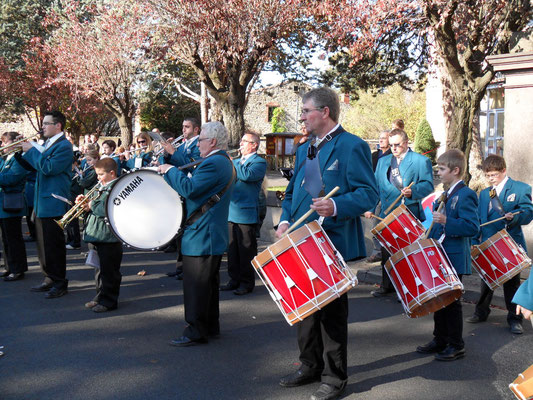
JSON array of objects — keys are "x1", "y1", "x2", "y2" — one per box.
[{"x1": 0, "y1": 114, "x2": 39, "y2": 138}]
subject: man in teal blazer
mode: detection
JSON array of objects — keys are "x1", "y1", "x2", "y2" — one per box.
[
  {"x1": 276, "y1": 87, "x2": 378, "y2": 400},
  {"x1": 0, "y1": 132, "x2": 29, "y2": 281},
  {"x1": 371, "y1": 129, "x2": 434, "y2": 297},
  {"x1": 513, "y1": 274, "x2": 533, "y2": 322},
  {"x1": 20, "y1": 111, "x2": 73, "y2": 298},
  {"x1": 221, "y1": 131, "x2": 266, "y2": 295},
  {"x1": 467, "y1": 154, "x2": 533, "y2": 334},
  {"x1": 159, "y1": 121, "x2": 234, "y2": 347}
]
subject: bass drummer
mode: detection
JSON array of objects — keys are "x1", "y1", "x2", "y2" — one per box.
[{"x1": 466, "y1": 154, "x2": 533, "y2": 334}]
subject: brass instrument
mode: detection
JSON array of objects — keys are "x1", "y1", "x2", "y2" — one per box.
[
  {"x1": 0, "y1": 133, "x2": 40, "y2": 155},
  {"x1": 153, "y1": 135, "x2": 185, "y2": 158},
  {"x1": 55, "y1": 182, "x2": 103, "y2": 229}
]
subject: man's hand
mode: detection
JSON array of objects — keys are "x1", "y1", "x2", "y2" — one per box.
[
  {"x1": 21, "y1": 141, "x2": 32, "y2": 152},
  {"x1": 401, "y1": 187, "x2": 412, "y2": 198},
  {"x1": 364, "y1": 211, "x2": 373, "y2": 219},
  {"x1": 517, "y1": 305, "x2": 532, "y2": 320},
  {"x1": 158, "y1": 164, "x2": 173, "y2": 174},
  {"x1": 310, "y1": 197, "x2": 334, "y2": 217},
  {"x1": 432, "y1": 211, "x2": 446, "y2": 225},
  {"x1": 276, "y1": 222, "x2": 289, "y2": 238},
  {"x1": 505, "y1": 212, "x2": 514, "y2": 221},
  {"x1": 161, "y1": 141, "x2": 175, "y2": 155}
]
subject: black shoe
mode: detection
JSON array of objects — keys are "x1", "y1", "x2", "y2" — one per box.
[
  {"x1": 164, "y1": 246, "x2": 177, "y2": 253},
  {"x1": 220, "y1": 282, "x2": 239, "y2": 291},
  {"x1": 279, "y1": 369, "x2": 321, "y2": 388},
  {"x1": 510, "y1": 321, "x2": 524, "y2": 335},
  {"x1": 176, "y1": 273, "x2": 183, "y2": 280},
  {"x1": 169, "y1": 336, "x2": 207, "y2": 347},
  {"x1": 416, "y1": 339, "x2": 447, "y2": 354},
  {"x1": 371, "y1": 288, "x2": 394, "y2": 298},
  {"x1": 435, "y1": 345, "x2": 465, "y2": 361},
  {"x1": 4, "y1": 272, "x2": 24, "y2": 282},
  {"x1": 0, "y1": 270, "x2": 9, "y2": 278},
  {"x1": 166, "y1": 271, "x2": 178, "y2": 277},
  {"x1": 310, "y1": 382, "x2": 346, "y2": 400},
  {"x1": 45, "y1": 287, "x2": 68, "y2": 299},
  {"x1": 234, "y1": 287, "x2": 253, "y2": 296},
  {"x1": 31, "y1": 282, "x2": 53, "y2": 292},
  {"x1": 466, "y1": 314, "x2": 486, "y2": 323}
]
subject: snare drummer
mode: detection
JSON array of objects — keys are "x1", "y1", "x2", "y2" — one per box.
[
  {"x1": 369, "y1": 128, "x2": 434, "y2": 297},
  {"x1": 276, "y1": 87, "x2": 378, "y2": 400},
  {"x1": 466, "y1": 155, "x2": 533, "y2": 334},
  {"x1": 416, "y1": 149, "x2": 479, "y2": 361}
]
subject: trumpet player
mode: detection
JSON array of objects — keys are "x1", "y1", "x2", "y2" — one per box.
[
  {"x1": 0, "y1": 132, "x2": 29, "y2": 281},
  {"x1": 78, "y1": 158, "x2": 123, "y2": 313},
  {"x1": 122, "y1": 132, "x2": 153, "y2": 171},
  {"x1": 19, "y1": 110, "x2": 73, "y2": 298}
]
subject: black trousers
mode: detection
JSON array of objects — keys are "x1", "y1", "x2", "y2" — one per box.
[
  {"x1": 297, "y1": 294, "x2": 348, "y2": 388},
  {"x1": 227, "y1": 222, "x2": 257, "y2": 290},
  {"x1": 0, "y1": 217, "x2": 28, "y2": 274},
  {"x1": 89, "y1": 242, "x2": 123, "y2": 309},
  {"x1": 433, "y1": 275, "x2": 464, "y2": 348},
  {"x1": 26, "y1": 207, "x2": 36, "y2": 239},
  {"x1": 66, "y1": 218, "x2": 81, "y2": 247},
  {"x1": 182, "y1": 255, "x2": 221, "y2": 341},
  {"x1": 380, "y1": 246, "x2": 394, "y2": 291},
  {"x1": 474, "y1": 274, "x2": 522, "y2": 324},
  {"x1": 35, "y1": 216, "x2": 67, "y2": 289}
]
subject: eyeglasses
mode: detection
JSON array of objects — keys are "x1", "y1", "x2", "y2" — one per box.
[
  {"x1": 198, "y1": 137, "x2": 211, "y2": 142},
  {"x1": 42, "y1": 122, "x2": 58, "y2": 126},
  {"x1": 240, "y1": 140, "x2": 255, "y2": 144},
  {"x1": 137, "y1": 140, "x2": 146, "y2": 144},
  {"x1": 301, "y1": 107, "x2": 324, "y2": 116},
  {"x1": 390, "y1": 143, "x2": 405, "y2": 148},
  {"x1": 485, "y1": 172, "x2": 503, "y2": 179}
]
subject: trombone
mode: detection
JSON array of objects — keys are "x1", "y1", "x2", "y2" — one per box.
[
  {"x1": 55, "y1": 182, "x2": 103, "y2": 230},
  {"x1": 0, "y1": 133, "x2": 40, "y2": 155}
]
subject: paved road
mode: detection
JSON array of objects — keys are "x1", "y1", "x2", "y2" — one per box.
[{"x1": 1, "y1": 239, "x2": 531, "y2": 400}]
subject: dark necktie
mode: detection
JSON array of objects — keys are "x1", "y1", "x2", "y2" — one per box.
[{"x1": 489, "y1": 188, "x2": 505, "y2": 216}]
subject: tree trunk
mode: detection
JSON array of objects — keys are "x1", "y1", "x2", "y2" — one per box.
[{"x1": 115, "y1": 112, "x2": 133, "y2": 148}]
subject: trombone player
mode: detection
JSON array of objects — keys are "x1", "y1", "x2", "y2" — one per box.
[{"x1": 18, "y1": 111, "x2": 73, "y2": 298}]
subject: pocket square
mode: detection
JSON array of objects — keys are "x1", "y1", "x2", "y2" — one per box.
[
  {"x1": 507, "y1": 193, "x2": 516, "y2": 202},
  {"x1": 327, "y1": 160, "x2": 339, "y2": 171}
]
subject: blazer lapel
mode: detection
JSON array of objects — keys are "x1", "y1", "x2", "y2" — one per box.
[
  {"x1": 398, "y1": 150, "x2": 413, "y2": 186},
  {"x1": 318, "y1": 125, "x2": 344, "y2": 173}
]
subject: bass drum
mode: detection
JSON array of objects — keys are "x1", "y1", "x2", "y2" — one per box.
[{"x1": 105, "y1": 168, "x2": 184, "y2": 250}]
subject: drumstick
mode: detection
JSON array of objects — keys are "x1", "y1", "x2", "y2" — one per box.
[
  {"x1": 384, "y1": 182, "x2": 414, "y2": 215},
  {"x1": 285, "y1": 186, "x2": 340, "y2": 235},
  {"x1": 366, "y1": 213, "x2": 384, "y2": 221},
  {"x1": 422, "y1": 200, "x2": 445, "y2": 240},
  {"x1": 480, "y1": 211, "x2": 522, "y2": 227}
]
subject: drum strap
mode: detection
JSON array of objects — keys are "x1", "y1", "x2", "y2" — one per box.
[
  {"x1": 489, "y1": 188, "x2": 505, "y2": 216},
  {"x1": 388, "y1": 156, "x2": 403, "y2": 191},
  {"x1": 182, "y1": 153, "x2": 236, "y2": 229}
]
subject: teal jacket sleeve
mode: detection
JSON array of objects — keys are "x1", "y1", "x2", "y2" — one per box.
[
  {"x1": 512, "y1": 273, "x2": 533, "y2": 310},
  {"x1": 23, "y1": 144, "x2": 72, "y2": 176},
  {"x1": 410, "y1": 156, "x2": 434, "y2": 200},
  {"x1": 235, "y1": 157, "x2": 267, "y2": 182}
]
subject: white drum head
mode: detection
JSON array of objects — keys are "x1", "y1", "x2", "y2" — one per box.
[{"x1": 106, "y1": 169, "x2": 184, "y2": 250}]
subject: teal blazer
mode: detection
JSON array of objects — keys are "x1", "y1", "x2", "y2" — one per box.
[
  {"x1": 228, "y1": 153, "x2": 267, "y2": 224},
  {"x1": 428, "y1": 185, "x2": 479, "y2": 275},
  {"x1": 477, "y1": 178, "x2": 533, "y2": 251},
  {"x1": 164, "y1": 150, "x2": 234, "y2": 256},
  {"x1": 280, "y1": 126, "x2": 379, "y2": 261},
  {"x1": 512, "y1": 273, "x2": 533, "y2": 310},
  {"x1": 375, "y1": 149, "x2": 434, "y2": 221},
  {"x1": 167, "y1": 138, "x2": 201, "y2": 173},
  {"x1": 22, "y1": 136, "x2": 73, "y2": 218},
  {"x1": 24, "y1": 170, "x2": 36, "y2": 208},
  {"x1": 123, "y1": 151, "x2": 153, "y2": 171},
  {"x1": 0, "y1": 155, "x2": 28, "y2": 218}
]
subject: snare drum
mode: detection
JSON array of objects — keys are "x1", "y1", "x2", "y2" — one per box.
[
  {"x1": 510, "y1": 364, "x2": 533, "y2": 400},
  {"x1": 105, "y1": 168, "x2": 184, "y2": 250},
  {"x1": 371, "y1": 204, "x2": 426, "y2": 255},
  {"x1": 252, "y1": 221, "x2": 357, "y2": 326},
  {"x1": 385, "y1": 239, "x2": 464, "y2": 318},
  {"x1": 471, "y1": 229, "x2": 532, "y2": 291}
]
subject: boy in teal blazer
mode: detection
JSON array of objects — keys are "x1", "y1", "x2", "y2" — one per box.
[
  {"x1": 417, "y1": 149, "x2": 479, "y2": 361},
  {"x1": 467, "y1": 154, "x2": 533, "y2": 334}
]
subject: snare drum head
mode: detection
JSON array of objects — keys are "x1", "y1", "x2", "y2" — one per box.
[{"x1": 106, "y1": 169, "x2": 184, "y2": 250}]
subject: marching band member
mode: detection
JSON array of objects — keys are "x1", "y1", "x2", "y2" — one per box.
[
  {"x1": 368, "y1": 128, "x2": 434, "y2": 297},
  {"x1": 158, "y1": 121, "x2": 235, "y2": 347},
  {"x1": 514, "y1": 273, "x2": 533, "y2": 321},
  {"x1": 101, "y1": 139, "x2": 121, "y2": 176},
  {"x1": 123, "y1": 132, "x2": 153, "y2": 171},
  {"x1": 467, "y1": 154, "x2": 533, "y2": 334},
  {"x1": 78, "y1": 149, "x2": 99, "y2": 194},
  {"x1": 19, "y1": 110, "x2": 73, "y2": 298},
  {"x1": 79, "y1": 158, "x2": 123, "y2": 313},
  {"x1": 220, "y1": 131, "x2": 266, "y2": 295},
  {"x1": 276, "y1": 87, "x2": 378, "y2": 400},
  {"x1": 416, "y1": 149, "x2": 479, "y2": 361},
  {"x1": 0, "y1": 132, "x2": 29, "y2": 281}
]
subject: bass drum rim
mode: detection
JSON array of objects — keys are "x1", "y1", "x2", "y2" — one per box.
[{"x1": 105, "y1": 168, "x2": 184, "y2": 251}]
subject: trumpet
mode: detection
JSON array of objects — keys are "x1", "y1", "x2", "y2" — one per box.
[
  {"x1": 0, "y1": 133, "x2": 40, "y2": 155},
  {"x1": 153, "y1": 135, "x2": 185, "y2": 158},
  {"x1": 55, "y1": 182, "x2": 103, "y2": 230}
]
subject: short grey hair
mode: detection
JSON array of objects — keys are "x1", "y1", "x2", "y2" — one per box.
[
  {"x1": 201, "y1": 121, "x2": 228, "y2": 150},
  {"x1": 302, "y1": 87, "x2": 340, "y2": 123}
]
